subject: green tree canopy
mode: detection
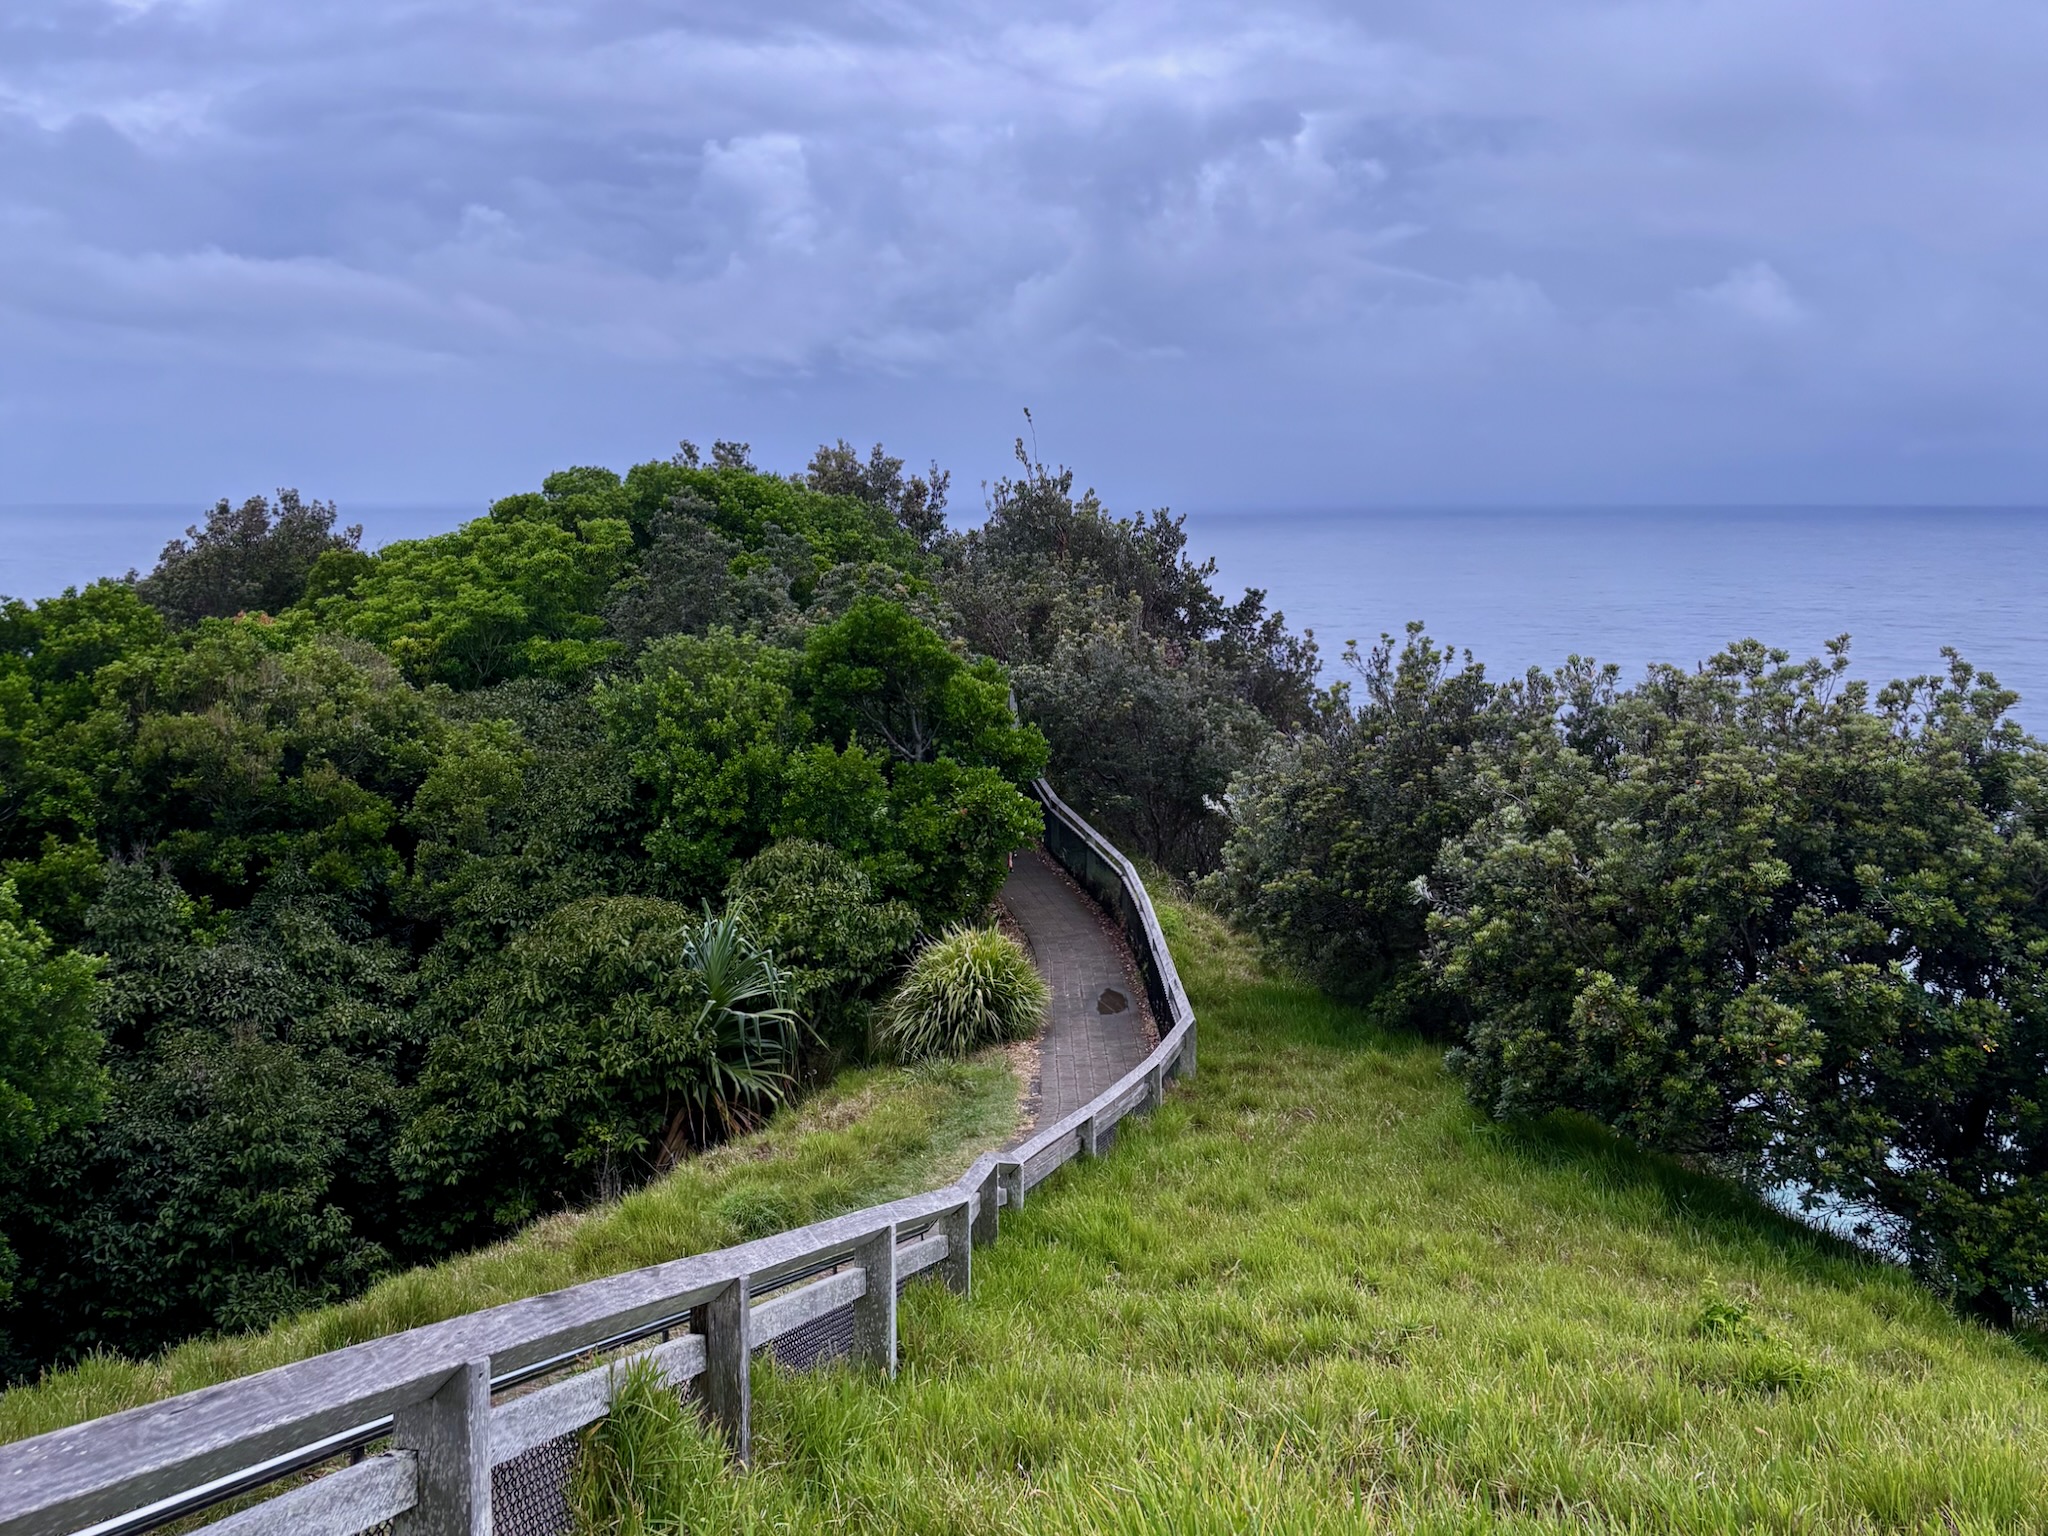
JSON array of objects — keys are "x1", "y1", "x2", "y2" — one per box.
[
  {"x1": 0, "y1": 876, "x2": 105, "y2": 1337},
  {"x1": 327, "y1": 511, "x2": 633, "y2": 688},
  {"x1": 399, "y1": 900, "x2": 799, "y2": 1239},
  {"x1": 1426, "y1": 643, "x2": 2048, "y2": 1321},
  {"x1": 134, "y1": 491, "x2": 362, "y2": 628},
  {"x1": 725, "y1": 839, "x2": 920, "y2": 1056}
]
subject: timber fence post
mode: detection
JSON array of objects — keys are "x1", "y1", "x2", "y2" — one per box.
[
  {"x1": 971, "y1": 1165, "x2": 1000, "y2": 1249},
  {"x1": 703, "y1": 1275, "x2": 751, "y2": 1463},
  {"x1": 851, "y1": 1225, "x2": 898, "y2": 1376},
  {"x1": 392, "y1": 1357, "x2": 490, "y2": 1536},
  {"x1": 938, "y1": 1197, "x2": 972, "y2": 1294}
]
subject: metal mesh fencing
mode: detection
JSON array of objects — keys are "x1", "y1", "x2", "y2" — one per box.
[
  {"x1": 491, "y1": 1430, "x2": 581, "y2": 1536},
  {"x1": 762, "y1": 1301, "x2": 857, "y2": 1370}
]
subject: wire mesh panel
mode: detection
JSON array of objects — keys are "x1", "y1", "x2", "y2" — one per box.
[
  {"x1": 762, "y1": 1301, "x2": 857, "y2": 1370},
  {"x1": 492, "y1": 1429, "x2": 581, "y2": 1536},
  {"x1": 756, "y1": 1259, "x2": 931, "y2": 1371}
]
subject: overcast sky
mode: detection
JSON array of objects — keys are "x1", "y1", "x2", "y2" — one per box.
[{"x1": 3, "y1": 0, "x2": 2045, "y2": 510}]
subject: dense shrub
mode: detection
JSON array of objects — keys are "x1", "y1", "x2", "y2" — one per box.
[
  {"x1": 1426, "y1": 642, "x2": 2048, "y2": 1323},
  {"x1": 1214, "y1": 624, "x2": 2048, "y2": 1324},
  {"x1": 725, "y1": 840, "x2": 920, "y2": 1058},
  {"x1": 0, "y1": 881, "x2": 103, "y2": 1176},
  {"x1": 1017, "y1": 609, "x2": 1269, "y2": 873},
  {"x1": 5, "y1": 867, "x2": 413, "y2": 1371},
  {"x1": 802, "y1": 439, "x2": 952, "y2": 553},
  {"x1": 134, "y1": 491, "x2": 361, "y2": 627},
  {"x1": 328, "y1": 508, "x2": 634, "y2": 688},
  {"x1": 878, "y1": 926, "x2": 1048, "y2": 1062},
  {"x1": 400, "y1": 901, "x2": 799, "y2": 1240},
  {"x1": 1204, "y1": 624, "x2": 1517, "y2": 1025},
  {"x1": 598, "y1": 600, "x2": 1047, "y2": 925},
  {"x1": 0, "y1": 879, "x2": 103, "y2": 1364}
]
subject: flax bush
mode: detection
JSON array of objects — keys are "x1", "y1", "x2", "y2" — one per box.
[{"x1": 878, "y1": 925, "x2": 1047, "y2": 1062}]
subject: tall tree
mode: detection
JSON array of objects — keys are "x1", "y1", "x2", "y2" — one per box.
[{"x1": 135, "y1": 491, "x2": 362, "y2": 626}]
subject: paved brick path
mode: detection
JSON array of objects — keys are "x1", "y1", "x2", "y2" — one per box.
[{"x1": 1000, "y1": 850, "x2": 1154, "y2": 1123}]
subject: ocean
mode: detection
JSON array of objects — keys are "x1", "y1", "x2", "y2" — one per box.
[
  {"x1": 4, "y1": 502, "x2": 2044, "y2": 722},
  {"x1": 1191, "y1": 506, "x2": 2048, "y2": 722}
]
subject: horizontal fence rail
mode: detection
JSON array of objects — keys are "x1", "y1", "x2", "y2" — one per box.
[{"x1": 0, "y1": 782, "x2": 1194, "y2": 1536}]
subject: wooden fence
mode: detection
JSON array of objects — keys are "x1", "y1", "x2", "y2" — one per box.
[{"x1": 0, "y1": 780, "x2": 1194, "y2": 1536}]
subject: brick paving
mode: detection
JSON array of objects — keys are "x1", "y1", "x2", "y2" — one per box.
[{"x1": 999, "y1": 849, "x2": 1154, "y2": 1124}]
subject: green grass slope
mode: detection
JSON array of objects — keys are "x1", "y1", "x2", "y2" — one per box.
[
  {"x1": 583, "y1": 895, "x2": 2048, "y2": 1535},
  {"x1": 0, "y1": 1056, "x2": 1020, "y2": 1444}
]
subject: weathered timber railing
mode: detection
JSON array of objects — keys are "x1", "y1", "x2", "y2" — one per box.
[{"x1": 0, "y1": 780, "x2": 1194, "y2": 1536}]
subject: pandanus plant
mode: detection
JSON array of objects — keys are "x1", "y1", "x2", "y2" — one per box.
[{"x1": 660, "y1": 908, "x2": 805, "y2": 1161}]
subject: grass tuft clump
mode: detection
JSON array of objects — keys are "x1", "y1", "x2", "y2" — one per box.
[
  {"x1": 570, "y1": 1358, "x2": 725, "y2": 1536},
  {"x1": 878, "y1": 925, "x2": 1048, "y2": 1062}
]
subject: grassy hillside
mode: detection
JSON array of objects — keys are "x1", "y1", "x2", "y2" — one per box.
[
  {"x1": 0, "y1": 1055, "x2": 1021, "y2": 1445},
  {"x1": 581, "y1": 895, "x2": 2048, "y2": 1535}
]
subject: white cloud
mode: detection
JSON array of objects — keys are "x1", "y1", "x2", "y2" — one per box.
[
  {"x1": 1689, "y1": 262, "x2": 1807, "y2": 327},
  {"x1": 700, "y1": 133, "x2": 818, "y2": 252}
]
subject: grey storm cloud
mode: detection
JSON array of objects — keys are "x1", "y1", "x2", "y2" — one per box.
[{"x1": 1, "y1": 0, "x2": 2045, "y2": 505}]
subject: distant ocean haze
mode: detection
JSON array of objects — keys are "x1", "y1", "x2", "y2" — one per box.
[
  {"x1": 3, "y1": 501, "x2": 2043, "y2": 723},
  {"x1": 1189, "y1": 506, "x2": 2048, "y2": 724},
  {"x1": 0, "y1": 502, "x2": 482, "y2": 599}
]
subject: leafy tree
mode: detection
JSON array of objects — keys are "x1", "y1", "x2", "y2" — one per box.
[
  {"x1": 5, "y1": 866, "x2": 412, "y2": 1371},
  {"x1": 1, "y1": 580, "x2": 167, "y2": 710},
  {"x1": 876, "y1": 758, "x2": 1045, "y2": 927},
  {"x1": 804, "y1": 439, "x2": 952, "y2": 552},
  {"x1": 115, "y1": 627, "x2": 443, "y2": 905},
  {"x1": 597, "y1": 630, "x2": 803, "y2": 892},
  {"x1": 1206, "y1": 625, "x2": 1515, "y2": 1019},
  {"x1": 603, "y1": 497, "x2": 742, "y2": 650},
  {"x1": 601, "y1": 603, "x2": 1044, "y2": 924},
  {"x1": 405, "y1": 681, "x2": 654, "y2": 991},
  {"x1": 0, "y1": 879, "x2": 103, "y2": 1350},
  {"x1": 799, "y1": 595, "x2": 1046, "y2": 781},
  {"x1": 1019, "y1": 608, "x2": 1267, "y2": 873},
  {"x1": 1, "y1": 582, "x2": 169, "y2": 933},
  {"x1": 399, "y1": 901, "x2": 799, "y2": 1238},
  {"x1": 946, "y1": 442, "x2": 1290, "y2": 675},
  {"x1": 328, "y1": 510, "x2": 632, "y2": 688},
  {"x1": 1425, "y1": 642, "x2": 2048, "y2": 1322},
  {"x1": 0, "y1": 882, "x2": 104, "y2": 1166},
  {"x1": 134, "y1": 491, "x2": 362, "y2": 627},
  {"x1": 938, "y1": 440, "x2": 1315, "y2": 867},
  {"x1": 653, "y1": 450, "x2": 921, "y2": 574}
]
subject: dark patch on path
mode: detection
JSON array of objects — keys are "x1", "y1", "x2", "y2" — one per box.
[{"x1": 999, "y1": 850, "x2": 1156, "y2": 1125}]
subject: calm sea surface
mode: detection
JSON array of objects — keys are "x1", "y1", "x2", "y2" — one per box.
[
  {"x1": 1190, "y1": 507, "x2": 2048, "y2": 724},
  {"x1": 5, "y1": 503, "x2": 2044, "y2": 723},
  {"x1": 0, "y1": 503, "x2": 480, "y2": 597}
]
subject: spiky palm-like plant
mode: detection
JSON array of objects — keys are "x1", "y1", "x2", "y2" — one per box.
[{"x1": 668, "y1": 908, "x2": 803, "y2": 1155}]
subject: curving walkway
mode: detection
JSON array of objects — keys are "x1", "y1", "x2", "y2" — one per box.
[{"x1": 999, "y1": 849, "x2": 1155, "y2": 1123}]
